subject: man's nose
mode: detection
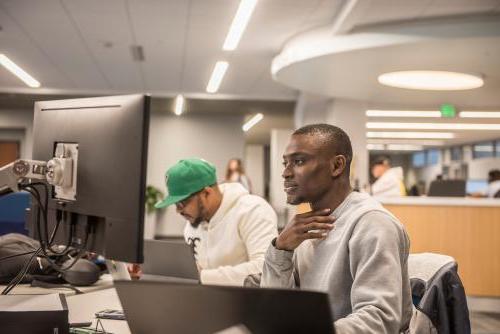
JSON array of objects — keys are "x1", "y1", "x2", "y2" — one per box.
[{"x1": 282, "y1": 164, "x2": 292, "y2": 179}]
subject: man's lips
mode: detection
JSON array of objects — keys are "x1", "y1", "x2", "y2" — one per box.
[{"x1": 284, "y1": 183, "x2": 298, "y2": 193}]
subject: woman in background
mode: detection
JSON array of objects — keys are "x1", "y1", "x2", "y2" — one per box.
[{"x1": 225, "y1": 158, "x2": 252, "y2": 193}]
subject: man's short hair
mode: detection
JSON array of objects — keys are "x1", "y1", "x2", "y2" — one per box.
[
  {"x1": 373, "y1": 156, "x2": 391, "y2": 167},
  {"x1": 293, "y1": 123, "x2": 353, "y2": 167},
  {"x1": 489, "y1": 169, "x2": 500, "y2": 182}
]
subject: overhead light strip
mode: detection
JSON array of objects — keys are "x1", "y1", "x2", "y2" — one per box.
[
  {"x1": 366, "y1": 122, "x2": 500, "y2": 130},
  {"x1": 367, "y1": 139, "x2": 445, "y2": 146},
  {"x1": 366, "y1": 132, "x2": 455, "y2": 139},
  {"x1": 366, "y1": 110, "x2": 441, "y2": 118},
  {"x1": 242, "y1": 113, "x2": 263, "y2": 132},
  {"x1": 459, "y1": 111, "x2": 500, "y2": 118},
  {"x1": 222, "y1": 0, "x2": 258, "y2": 51},
  {"x1": 174, "y1": 94, "x2": 185, "y2": 116},
  {"x1": 0, "y1": 54, "x2": 41, "y2": 88},
  {"x1": 206, "y1": 61, "x2": 229, "y2": 93}
]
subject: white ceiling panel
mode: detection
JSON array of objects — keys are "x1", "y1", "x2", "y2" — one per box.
[
  {"x1": 0, "y1": 2, "x2": 75, "y2": 88},
  {"x1": 1, "y1": 0, "x2": 109, "y2": 89},
  {"x1": 61, "y1": 0, "x2": 144, "y2": 91}
]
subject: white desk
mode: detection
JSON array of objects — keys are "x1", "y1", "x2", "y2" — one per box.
[{"x1": 67, "y1": 287, "x2": 131, "y2": 334}]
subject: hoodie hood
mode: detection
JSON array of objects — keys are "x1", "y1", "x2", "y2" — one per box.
[
  {"x1": 208, "y1": 182, "x2": 249, "y2": 227},
  {"x1": 384, "y1": 167, "x2": 404, "y2": 181}
]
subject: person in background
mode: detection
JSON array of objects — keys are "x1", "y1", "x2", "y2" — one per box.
[
  {"x1": 261, "y1": 124, "x2": 412, "y2": 333},
  {"x1": 371, "y1": 157, "x2": 406, "y2": 197},
  {"x1": 225, "y1": 158, "x2": 252, "y2": 193},
  {"x1": 487, "y1": 169, "x2": 500, "y2": 198},
  {"x1": 155, "y1": 158, "x2": 277, "y2": 286}
]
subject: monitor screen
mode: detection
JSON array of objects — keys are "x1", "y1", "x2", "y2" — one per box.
[
  {"x1": 412, "y1": 151, "x2": 425, "y2": 168},
  {"x1": 30, "y1": 95, "x2": 150, "y2": 263},
  {"x1": 466, "y1": 180, "x2": 488, "y2": 195}
]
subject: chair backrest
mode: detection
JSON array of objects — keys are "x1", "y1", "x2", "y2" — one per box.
[{"x1": 408, "y1": 253, "x2": 471, "y2": 334}]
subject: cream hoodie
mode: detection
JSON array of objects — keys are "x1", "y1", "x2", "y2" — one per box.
[
  {"x1": 371, "y1": 166, "x2": 405, "y2": 197},
  {"x1": 184, "y1": 183, "x2": 277, "y2": 286}
]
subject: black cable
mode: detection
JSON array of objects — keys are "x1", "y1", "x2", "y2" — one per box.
[{"x1": 0, "y1": 250, "x2": 37, "y2": 263}]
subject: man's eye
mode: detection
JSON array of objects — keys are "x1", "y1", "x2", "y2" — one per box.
[
  {"x1": 295, "y1": 159, "x2": 305, "y2": 165},
  {"x1": 282, "y1": 161, "x2": 288, "y2": 167}
]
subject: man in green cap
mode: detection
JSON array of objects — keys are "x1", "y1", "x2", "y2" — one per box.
[{"x1": 155, "y1": 158, "x2": 277, "y2": 286}]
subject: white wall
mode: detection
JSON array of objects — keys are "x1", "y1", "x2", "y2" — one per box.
[
  {"x1": 244, "y1": 145, "x2": 264, "y2": 197},
  {"x1": 468, "y1": 157, "x2": 500, "y2": 179},
  {"x1": 0, "y1": 108, "x2": 34, "y2": 159},
  {"x1": 270, "y1": 129, "x2": 293, "y2": 227},
  {"x1": 326, "y1": 99, "x2": 369, "y2": 189},
  {"x1": 147, "y1": 110, "x2": 246, "y2": 236}
]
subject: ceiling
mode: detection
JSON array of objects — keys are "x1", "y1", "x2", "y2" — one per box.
[
  {"x1": 0, "y1": 0, "x2": 341, "y2": 99},
  {"x1": 1, "y1": 0, "x2": 500, "y2": 148}
]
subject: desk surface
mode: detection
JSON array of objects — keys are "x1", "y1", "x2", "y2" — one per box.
[
  {"x1": 377, "y1": 196, "x2": 500, "y2": 207},
  {"x1": 67, "y1": 287, "x2": 131, "y2": 334},
  {"x1": 0, "y1": 274, "x2": 114, "y2": 296}
]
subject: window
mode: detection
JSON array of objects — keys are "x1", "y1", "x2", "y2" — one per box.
[
  {"x1": 450, "y1": 146, "x2": 462, "y2": 161},
  {"x1": 427, "y1": 149, "x2": 440, "y2": 165},
  {"x1": 473, "y1": 141, "x2": 494, "y2": 159},
  {"x1": 412, "y1": 151, "x2": 425, "y2": 168}
]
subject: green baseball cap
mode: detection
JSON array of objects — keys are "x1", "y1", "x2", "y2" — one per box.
[{"x1": 154, "y1": 158, "x2": 217, "y2": 209}]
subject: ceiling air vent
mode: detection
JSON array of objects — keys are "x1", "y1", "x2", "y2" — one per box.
[{"x1": 131, "y1": 45, "x2": 145, "y2": 62}]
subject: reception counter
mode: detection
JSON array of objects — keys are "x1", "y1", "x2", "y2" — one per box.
[{"x1": 379, "y1": 197, "x2": 500, "y2": 297}]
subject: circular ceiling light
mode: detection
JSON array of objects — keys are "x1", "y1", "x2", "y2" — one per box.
[{"x1": 378, "y1": 71, "x2": 483, "y2": 91}]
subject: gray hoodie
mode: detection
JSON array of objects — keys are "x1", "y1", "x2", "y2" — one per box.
[{"x1": 261, "y1": 191, "x2": 413, "y2": 334}]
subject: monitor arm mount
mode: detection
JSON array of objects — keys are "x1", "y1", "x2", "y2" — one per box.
[{"x1": 0, "y1": 143, "x2": 77, "y2": 200}]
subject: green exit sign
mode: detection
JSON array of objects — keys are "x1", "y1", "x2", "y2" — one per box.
[{"x1": 440, "y1": 104, "x2": 456, "y2": 118}]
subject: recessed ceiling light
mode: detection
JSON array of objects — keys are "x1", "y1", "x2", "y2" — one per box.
[
  {"x1": 366, "y1": 110, "x2": 441, "y2": 118},
  {"x1": 367, "y1": 132, "x2": 455, "y2": 139},
  {"x1": 378, "y1": 71, "x2": 483, "y2": 91},
  {"x1": 206, "y1": 61, "x2": 229, "y2": 93},
  {"x1": 0, "y1": 54, "x2": 41, "y2": 88},
  {"x1": 174, "y1": 94, "x2": 185, "y2": 116},
  {"x1": 459, "y1": 111, "x2": 500, "y2": 118},
  {"x1": 242, "y1": 113, "x2": 263, "y2": 132},
  {"x1": 223, "y1": 0, "x2": 258, "y2": 51},
  {"x1": 366, "y1": 122, "x2": 500, "y2": 130}
]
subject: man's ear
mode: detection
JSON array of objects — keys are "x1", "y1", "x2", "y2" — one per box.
[{"x1": 330, "y1": 155, "x2": 346, "y2": 177}]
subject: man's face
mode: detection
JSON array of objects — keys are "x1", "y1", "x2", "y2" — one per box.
[
  {"x1": 175, "y1": 191, "x2": 207, "y2": 228},
  {"x1": 371, "y1": 164, "x2": 388, "y2": 179},
  {"x1": 282, "y1": 134, "x2": 334, "y2": 205}
]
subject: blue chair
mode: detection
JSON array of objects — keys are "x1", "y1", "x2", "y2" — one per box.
[{"x1": 0, "y1": 191, "x2": 31, "y2": 236}]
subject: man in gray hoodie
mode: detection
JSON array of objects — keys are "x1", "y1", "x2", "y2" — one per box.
[{"x1": 261, "y1": 124, "x2": 413, "y2": 333}]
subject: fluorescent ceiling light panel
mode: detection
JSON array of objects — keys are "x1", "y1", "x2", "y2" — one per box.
[
  {"x1": 0, "y1": 54, "x2": 41, "y2": 88},
  {"x1": 366, "y1": 122, "x2": 500, "y2": 130},
  {"x1": 366, "y1": 144, "x2": 385, "y2": 150},
  {"x1": 223, "y1": 0, "x2": 258, "y2": 51},
  {"x1": 367, "y1": 139, "x2": 444, "y2": 146},
  {"x1": 378, "y1": 71, "x2": 483, "y2": 91},
  {"x1": 366, "y1": 110, "x2": 441, "y2": 118},
  {"x1": 174, "y1": 94, "x2": 185, "y2": 116},
  {"x1": 386, "y1": 144, "x2": 424, "y2": 151},
  {"x1": 366, "y1": 132, "x2": 455, "y2": 139},
  {"x1": 460, "y1": 111, "x2": 500, "y2": 118},
  {"x1": 206, "y1": 61, "x2": 229, "y2": 93},
  {"x1": 242, "y1": 113, "x2": 263, "y2": 132},
  {"x1": 474, "y1": 145, "x2": 494, "y2": 152}
]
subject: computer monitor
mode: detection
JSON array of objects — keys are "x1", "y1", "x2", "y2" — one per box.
[
  {"x1": 428, "y1": 180, "x2": 466, "y2": 197},
  {"x1": 30, "y1": 94, "x2": 150, "y2": 263},
  {"x1": 466, "y1": 179, "x2": 488, "y2": 195}
]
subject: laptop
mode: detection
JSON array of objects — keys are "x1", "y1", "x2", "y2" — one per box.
[
  {"x1": 141, "y1": 239, "x2": 199, "y2": 283},
  {"x1": 114, "y1": 280, "x2": 334, "y2": 334}
]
